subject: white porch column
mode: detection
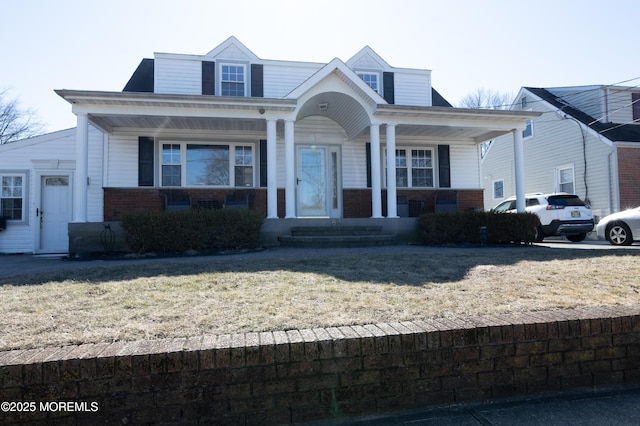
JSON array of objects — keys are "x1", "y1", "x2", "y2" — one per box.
[
  {"x1": 73, "y1": 113, "x2": 89, "y2": 222},
  {"x1": 266, "y1": 118, "x2": 278, "y2": 219},
  {"x1": 513, "y1": 128, "x2": 526, "y2": 212},
  {"x1": 370, "y1": 124, "x2": 383, "y2": 218},
  {"x1": 385, "y1": 124, "x2": 398, "y2": 218},
  {"x1": 284, "y1": 120, "x2": 296, "y2": 218}
]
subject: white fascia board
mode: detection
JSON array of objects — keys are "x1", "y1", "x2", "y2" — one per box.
[
  {"x1": 285, "y1": 58, "x2": 385, "y2": 104},
  {"x1": 154, "y1": 52, "x2": 203, "y2": 61}
]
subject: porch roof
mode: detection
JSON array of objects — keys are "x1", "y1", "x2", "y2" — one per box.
[{"x1": 55, "y1": 89, "x2": 540, "y2": 143}]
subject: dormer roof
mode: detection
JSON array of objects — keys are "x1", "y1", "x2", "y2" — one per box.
[
  {"x1": 204, "y1": 35, "x2": 260, "y2": 62},
  {"x1": 346, "y1": 46, "x2": 392, "y2": 71}
]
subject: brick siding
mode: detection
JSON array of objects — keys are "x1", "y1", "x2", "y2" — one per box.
[
  {"x1": 1, "y1": 306, "x2": 639, "y2": 424},
  {"x1": 617, "y1": 147, "x2": 640, "y2": 209},
  {"x1": 104, "y1": 188, "x2": 484, "y2": 221}
]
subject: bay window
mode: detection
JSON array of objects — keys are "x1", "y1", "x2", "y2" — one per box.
[{"x1": 161, "y1": 142, "x2": 254, "y2": 187}]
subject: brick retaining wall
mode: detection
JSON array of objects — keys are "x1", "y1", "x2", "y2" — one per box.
[{"x1": 1, "y1": 306, "x2": 639, "y2": 425}]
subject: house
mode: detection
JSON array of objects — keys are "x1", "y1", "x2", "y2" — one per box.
[
  {"x1": 0, "y1": 36, "x2": 537, "y2": 254},
  {"x1": 481, "y1": 85, "x2": 640, "y2": 223}
]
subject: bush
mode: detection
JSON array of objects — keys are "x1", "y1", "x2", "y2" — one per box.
[
  {"x1": 120, "y1": 209, "x2": 264, "y2": 253},
  {"x1": 418, "y1": 210, "x2": 539, "y2": 245}
]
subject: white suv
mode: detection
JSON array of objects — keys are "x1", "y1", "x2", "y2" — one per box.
[{"x1": 492, "y1": 193, "x2": 594, "y2": 242}]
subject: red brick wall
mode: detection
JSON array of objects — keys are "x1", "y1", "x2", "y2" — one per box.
[
  {"x1": 103, "y1": 188, "x2": 485, "y2": 221},
  {"x1": 103, "y1": 188, "x2": 269, "y2": 221},
  {"x1": 617, "y1": 147, "x2": 640, "y2": 209},
  {"x1": 2, "y1": 306, "x2": 638, "y2": 425}
]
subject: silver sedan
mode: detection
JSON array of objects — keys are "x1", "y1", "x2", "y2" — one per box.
[{"x1": 596, "y1": 207, "x2": 640, "y2": 245}]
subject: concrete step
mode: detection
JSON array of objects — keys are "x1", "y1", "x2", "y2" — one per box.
[
  {"x1": 278, "y1": 234, "x2": 396, "y2": 248},
  {"x1": 279, "y1": 226, "x2": 396, "y2": 248},
  {"x1": 289, "y1": 226, "x2": 384, "y2": 237}
]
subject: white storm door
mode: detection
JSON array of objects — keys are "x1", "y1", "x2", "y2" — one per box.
[
  {"x1": 297, "y1": 146, "x2": 328, "y2": 217},
  {"x1": 39, "y1": 175, "x2": 71, "y2": 252}
]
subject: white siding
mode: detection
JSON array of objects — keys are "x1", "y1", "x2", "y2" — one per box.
[
  {"x1": 155, "y1": 57, "x2": 201, "y2": 95},
  {"x1": 106, "y1": 134, "x2": 139, "y2": 187},
  {"x1": 393, "y1": 71, "x2": 431, "y2": 106},
  {"x1": 450, "y1": 145, "x2": 480, "y2": 188},
  {"x1": 0, "y1": 128, "x2": 103, "y2": 253},
  {"x1": 342, "y1": 142, "x2": 367, "y2": 188},
  {"x1": 263, "y1": 62, "x2": 321, "y2": 98}
]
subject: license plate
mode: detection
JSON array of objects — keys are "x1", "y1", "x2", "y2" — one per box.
[{"x1": 571, "y1": 211, "x2": 581, "y2": 217}]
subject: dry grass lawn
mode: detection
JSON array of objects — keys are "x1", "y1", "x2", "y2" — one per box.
[{"x1": 1, "y1": 247, "x2": 639, "y2": 352}]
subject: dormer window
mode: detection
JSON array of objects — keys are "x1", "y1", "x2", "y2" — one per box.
[
  {"x1": 357, "y1": 71, "x2": 379, "y2": 94},
  {"x1": 221, "y1": 64, "x2": 246, "y2": 96}
]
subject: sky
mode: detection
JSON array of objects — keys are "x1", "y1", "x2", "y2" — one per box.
[{"x1": 3, "y1": 0, "x2": 640, "y2": 134}]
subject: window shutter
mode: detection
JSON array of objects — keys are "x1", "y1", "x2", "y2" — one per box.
[
  {"x1": 366, "y1": 143, "x2": 372, "y2": 188},
  {"x1": 633, "y1": 93, "x2": 640, "y2": 122},
  {"x1": 438, "y1": 145, "x2": 451, "y2": 188},
  {"x1": 202, "y1": 61, "x2": 215, "y2": 95},
  {"x1": 138, "y1": 137, "x2": 155, "y2": 186},
  {"x1": 251, "y1": 64, "x2": 264, "y2": 97},
  {"x1": 383, "y1": 72, "x2": 395, "y2": 104},
  {"x1": 259, "y1": 139, "x2": 267, "y2": 187}
]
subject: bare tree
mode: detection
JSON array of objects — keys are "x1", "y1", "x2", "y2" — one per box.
[
  {"x1": 0, "y1": 90, "x2": 44, "y2": 144},
  {"x1": 459, "y1": 88, "x2": 514, "y2": 110}
]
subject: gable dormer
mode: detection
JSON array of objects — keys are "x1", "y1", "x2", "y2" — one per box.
[
  {"x1": 145, "y1": 36, "x2": 264, "y2": 98},
  {"x1": 347, "y1": 46, "x2": 394, "y2": 103},
  {"x1": 201, "y1": 36, "x2": 263, "y2": 97},
  {"x1": 347, "y1": 46, "x2": 433, "y2": 107}
]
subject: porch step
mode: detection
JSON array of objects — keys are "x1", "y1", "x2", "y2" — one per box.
[{"x1": 278, "y1": 226, "x2": 396, "y2": 248}]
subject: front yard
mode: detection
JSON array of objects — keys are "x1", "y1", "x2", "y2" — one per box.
[{"x1": 1, "y1": 247, "x2": 639, "y2": 352}]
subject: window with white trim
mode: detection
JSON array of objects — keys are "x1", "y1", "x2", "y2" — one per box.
[
  {"x1": 522, "y1": 119, "x2": 533, "y2": 138},
  {"x1": 220, "y1": 64, "x2": 246, "y2": 96},
  {"x1": 161, "y1": 142, "x2": 254, "y2": 187},
  {"x1": 556, "y1": 165, "x2": 574, "y2": 194},
  {"x1": 161, "y1": 144, "x2": 181, "y2": 186},
  {"x1": 357, "y1": 72, "x2": 379, "y2": 93},
  {"x1": 387, "y1": 147, "x2": 435, "y2": 188},
  {"x1": 493, "y1": 179, "x2": 504, "y2": 199},
  {"x1": 1, "y1": 174, "x2": 25, "y2": 221}
]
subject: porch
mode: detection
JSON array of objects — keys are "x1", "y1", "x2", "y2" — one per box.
[{"x1": 97, "y1": 187, "x2": 484, "y2": 249}]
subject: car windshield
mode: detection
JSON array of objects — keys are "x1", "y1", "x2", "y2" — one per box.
[
  {"x1": 493, "y1": 200, "x2": 515, "y2": 212},
  {"x1": 547, "y1": 195, "x2": 585, "y2": 207}
]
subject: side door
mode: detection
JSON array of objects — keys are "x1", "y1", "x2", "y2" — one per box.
[{"x1": 38, "y1": 175, "x2": 72, "y2": 253}]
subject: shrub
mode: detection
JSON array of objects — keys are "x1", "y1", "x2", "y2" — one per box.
[
  {"x1": 120, "y1": 209, "x2": 264, "y2": 253},
  {"x1": 418, "y1": 210, "x2": 539, "y2": 245}
]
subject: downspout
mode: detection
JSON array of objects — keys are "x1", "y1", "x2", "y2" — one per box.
[{"x1": 563, "y1": 115, "x2": 589, "y2": 204}]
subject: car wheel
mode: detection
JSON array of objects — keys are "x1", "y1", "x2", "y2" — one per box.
[
  {"x1": 606, "y1": 222, "x2": 633, "y2": 246},
  {"x1": 534, "y1": 226, "x2": 545, "y2": 243},
  {"x1": 566, "y1": 233, "x2": 587, "y2": 242}
]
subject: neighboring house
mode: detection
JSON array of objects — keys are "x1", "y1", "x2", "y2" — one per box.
[
  {"x1": 482, "y1": 85, "x2": 640, "y2": 223},
  {"x1": 0, "y1": 36, "x2": 535, "y2": 254}
]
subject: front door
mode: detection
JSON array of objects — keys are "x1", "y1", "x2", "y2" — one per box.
[
  {"x1": 296, "y1": 146, "x2": 341, "y2": 217},
  {"x1": 39, "y1": 175, "x2": 71, "y2": 253}
]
